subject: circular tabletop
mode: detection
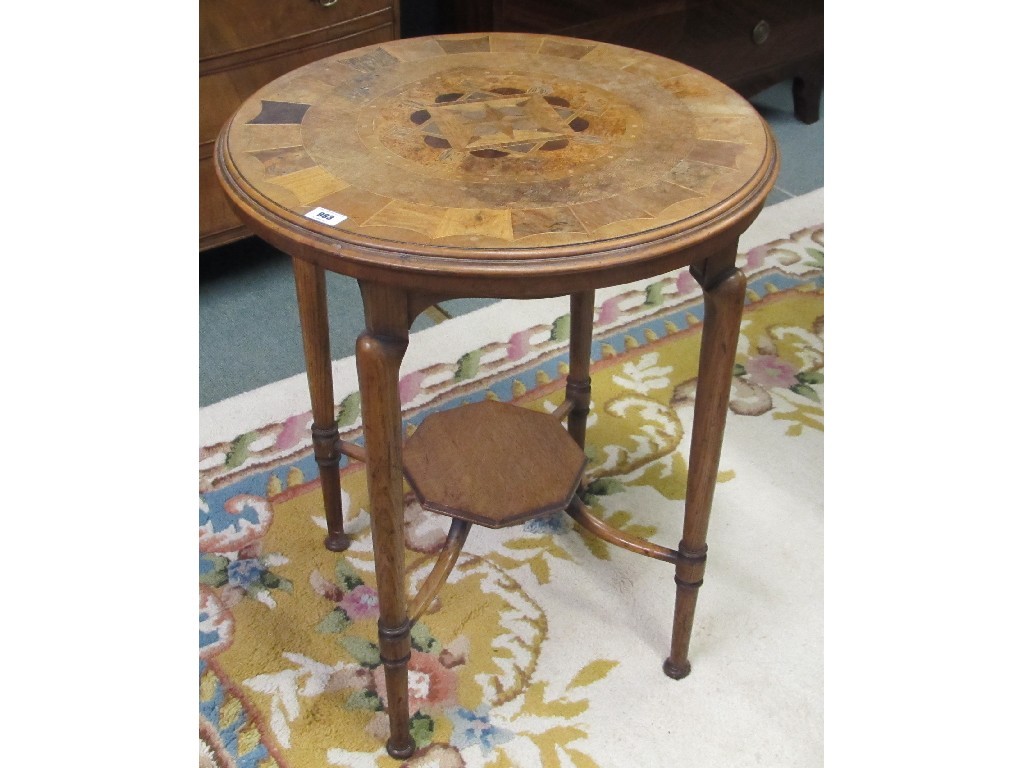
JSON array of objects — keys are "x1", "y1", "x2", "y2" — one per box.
[{"x1": 216, "y1": 33, "x2": 778, "y2": 293}]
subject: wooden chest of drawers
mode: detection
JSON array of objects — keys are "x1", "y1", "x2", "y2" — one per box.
[
  {"x1": 199, "y1": 0, "x2": 399, "y2": 250},
  {"x1": 439, "y1": 0, "x2": 822, "y2": 123}
]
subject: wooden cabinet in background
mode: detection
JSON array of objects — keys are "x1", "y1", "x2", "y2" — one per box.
[
  {"x1": 199, "y1": 0, "x2": 399, "y2": 251},
  {"x1": 438, "y1": 0, "x2": 823, "y2": 124}
]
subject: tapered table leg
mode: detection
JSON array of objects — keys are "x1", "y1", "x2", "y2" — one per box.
[
  {"x1": 292, "y1": 258, "x2": 350, "y2": 552},
  {"x1": 664, "y1": 249, "x2": 747, "y2": 679},
  {"x1": 356, "y1": 281, "x2": 415, "y2": 759},
  {"x1": 566, "y1": 290, "x2": 595, "y2": 451}
]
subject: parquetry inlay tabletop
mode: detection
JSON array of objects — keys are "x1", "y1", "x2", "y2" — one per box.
[{"x1": 218, "y1": 33, "x2": 774, "y2": 263}]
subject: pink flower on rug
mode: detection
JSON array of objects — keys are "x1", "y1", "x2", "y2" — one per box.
[
  {"x1": 746, "y1": 355, "x2": 799, "y2": 389},
  {"x1": 340, "y1": 585, "x2": 380, "y2": 620},
  {"x1": 373, "y1": 651, "x2": 458, "y2": 711},
  {"x1": 743, "y1": 244, "x2": 770, "y2": 270},
  {"x1": 675, "y1": 270, "x2": 699, "y2": 297},
  {"x1": 506, "y1": 329, "x2": 534, "y2": 361},
  {"x1": 273, "y1": 412, "x2": 310, "y2": 450},
  {"x1": 399, "y1": 371, "x2": 427, "y2": 405},
  {"x1": 597, "y1": 297, "x2": 622, "y2": 326}
]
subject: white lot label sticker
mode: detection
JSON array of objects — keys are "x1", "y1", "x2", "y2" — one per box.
[{"x1": 304, "y1": 207, "x2": 348, "y2": 226}]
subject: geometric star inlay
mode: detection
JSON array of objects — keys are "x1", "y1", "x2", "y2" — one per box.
[{"x1": 409, "y1": 87, "x2": 596, "y2": 159}]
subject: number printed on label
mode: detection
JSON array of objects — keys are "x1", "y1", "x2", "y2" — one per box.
[{"x1": 304, "y1": 207, "x2": 348, "y2": 226}]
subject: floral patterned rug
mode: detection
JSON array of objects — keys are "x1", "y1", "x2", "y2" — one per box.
[{"x1": 199, "y1": 191, "x2": 824, "y2": 768}]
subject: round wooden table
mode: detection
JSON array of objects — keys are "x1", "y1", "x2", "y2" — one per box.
[{"x1": 216, "y1": 32, "x2": 778, "y2": 759}]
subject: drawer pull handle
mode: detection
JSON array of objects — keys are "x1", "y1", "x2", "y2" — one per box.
[
  {"x1": 752, "y1": 20, "x2": 770, "y2": 45},
  {"x1": 318, "y1": 0, "x2": 338, "y2": 6}
]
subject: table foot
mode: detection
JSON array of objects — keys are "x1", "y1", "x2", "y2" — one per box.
[
  {"x1": 311, "y1": 425, "x2": 349, "y2": 552},
  {"x1": 665, "y1": 563, "x2": 705, "y2": 678},
  {"x1": 386, "y1": 741, "x2": 415, "y2": 760},
  {"x1": 323, "y1": 531, "x2": 351, "y2": 552},
  {"x1": 378, "y1": 621, "x2": 414, "y2": 761},
  {"x1": 662, "y1": 658, "x2": 692, "y2": 680}
]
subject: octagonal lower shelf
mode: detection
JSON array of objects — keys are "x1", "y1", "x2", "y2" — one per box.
[{"x1": 402, "y1": 400, "x2": 586, "y2": 528}]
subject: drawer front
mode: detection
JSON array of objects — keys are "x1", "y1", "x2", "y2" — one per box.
[
  {"x1": 200, "y1": 0, "x2": 393, "y2": 62},
  {"x1": 200, "y1": 154, "x2": 246, "y2": 250},
  {"x1": 669, "y1": 0, "x2": 823, "y2": 90},
  {"x1": 487, "y1": 0, "x2": 822, "y2": 91},
  {"x1": 492, "y1": 0, "x2": 690, "y2": 42}
]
